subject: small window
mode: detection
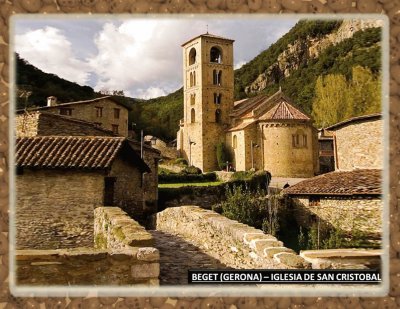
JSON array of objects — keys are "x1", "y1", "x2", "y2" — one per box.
[
  {"x1": 233, "y1": 135, "x2": 237, "y2": 149},
  {"x1": 190, "y1": 108, "x2": 195, "y2": 123},
  {"x1": 215, "y1": 109, "x2": 221, "y2": 123},
  {"x1": 213, "y1": 70, "x2": 222, "y2": 85},
  {"x1": 190, "y1": 94, "x2": 195, "y2": 105},
  {"x1": 214, "y1": 93, "x2": 221, "y2": 104},
  {"x1": 292, "y1": 130, "x2": 307, "y2": 148},
  {"x1": 112, "y1": 124, "x2": 119, "y2": 134},
  {"x1": 190, "y1": 72, "x2": 193, "y2": 87},
  {"x1": 210, "y1": 46, "x2": 222, "y2": 63},
  {"x1": 309, "y1": 196, "x2": 320, "y2": 206},
  {"x1": 95, "y1": 106, "x2": 103, "y2": 117},
  {"x1": 114, "y1": 108, "x2": 120, "y2": 119},
  {"x1": 189, "y1": 48, "x2": 196, "y2": 65},
  {"x1": 59, "y1": 108, "x2": 72, "y2": 116},
  {"x1": 193, "y1": 71, "x2": 196, "y2": 86}
]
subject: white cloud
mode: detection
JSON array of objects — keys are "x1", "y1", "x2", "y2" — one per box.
[
  {"x1": 234, "y1": 60, "x2": 246, "y2": 70},
  {"x1": 14, "y1": 18, "x2": 298, "y2": 99},
  {"x1": 15, "y1": 27, "x2": 91, "y2": 85}
]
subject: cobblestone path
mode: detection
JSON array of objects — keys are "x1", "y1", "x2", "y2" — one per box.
[{"x1": 150, "y1": 230, "x2": 232, "y2": 285}]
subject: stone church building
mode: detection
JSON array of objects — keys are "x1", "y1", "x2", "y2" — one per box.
[{"x1": 177, "y1": 33, "x2": 318, "y2": 177}]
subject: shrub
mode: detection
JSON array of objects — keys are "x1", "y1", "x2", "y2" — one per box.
[
  {"x1": 182, "y1": 165, "x2": 202, "y2": 175},
  {"x1": 216, "y1": 142, "x2": 228, "y2": 170},
  {"x1": 174, "y1": 158, "x2": 188, "y2": 166},
  {"x1": 216, "y1": 185, "x2": 280, "y2": 235},
  {"x1": 158, "y1": 171, "x2": 217, "y2": 183}
]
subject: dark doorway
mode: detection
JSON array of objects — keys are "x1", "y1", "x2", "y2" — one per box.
[{"x1": 104, "y1": 177, "x2": 116, "y2": 205}]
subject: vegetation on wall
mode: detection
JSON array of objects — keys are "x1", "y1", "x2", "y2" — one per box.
[{"x1": 216, "y1": 142, "x2": 229, "y2": 170}]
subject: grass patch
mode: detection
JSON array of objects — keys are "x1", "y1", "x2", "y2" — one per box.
[{"x1": 158, "y1": 181, "x2": 223, "y2": 188}]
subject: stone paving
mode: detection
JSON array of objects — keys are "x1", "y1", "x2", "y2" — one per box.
[{"x1": 150, "y1": 230, "x2": 232, "y2": 285}]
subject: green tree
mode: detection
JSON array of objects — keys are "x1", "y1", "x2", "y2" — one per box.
[
  {"x1": 311, "y1": 74, "x2": 349, "y2": 127},
  {"x1": 216, "y1": 142, "x2": 228, "y2": 170},
  {"x1": 345, "y1": 66, "x2": 381, "y2": 118}
]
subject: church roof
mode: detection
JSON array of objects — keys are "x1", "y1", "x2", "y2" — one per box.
[
  {"x1": 228, "y1": 89, "x2": 311, "y2": 132},
  {"x1": 182, "y1": 33, "x2": 235, "y2": 46}
]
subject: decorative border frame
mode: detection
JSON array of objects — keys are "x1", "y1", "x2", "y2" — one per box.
[{"x1": 0, "y1": 0, "x2": 399, "y2": 307}]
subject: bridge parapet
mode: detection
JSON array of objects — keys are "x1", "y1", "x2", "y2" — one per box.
[{"x1": 155, "y1": 206, "x2": 311, "y2": 269}]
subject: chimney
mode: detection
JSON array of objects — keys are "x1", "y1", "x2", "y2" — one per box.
[{"x1": 47, "y1": 96, "x2": 57, "y2": 107}]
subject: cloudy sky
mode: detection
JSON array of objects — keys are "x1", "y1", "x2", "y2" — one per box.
[{"x1": 13, "y1": 16, "x2": 298, "y2": 99}]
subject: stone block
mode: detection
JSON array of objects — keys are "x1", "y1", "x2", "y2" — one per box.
[
  {"x1": 243, "y1": 232, "x2": 277, "y2": 244},
  {"x1": 137, "y1": 248, "x2": 160, "y2": 262},
  {"x1": 264, "y1": 247, "x2": 295, "y2": 259},
  {"x1": 249, "y1": 239, "x2": 283, "y2": 254},
  {"x1": 131, "y1": 263, "x2": 160, "y2": 279},
  {"x1": 273, "y1": 252, "x2": 311, "y2": 269}
]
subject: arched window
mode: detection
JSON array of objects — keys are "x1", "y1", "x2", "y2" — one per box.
[
  {"x1": 189, "y1": 48, "x2": 196, "y2": 65},
  {"x1": 233, "y1": 135, "x2": 237, "y2": 149},
  {"x1": 191, "y1": 108, "x2": 195, "y2": 123},
  {"x1": 292, "y1": 129, "x2": 307, "y2": 148},
  {"x1": 210, "y1": 46, "x2": 222, "y2": 63},
  {"x1": 215, "y1": 109, "x2": 221, "y2": 123},
  {"x1": 193, "y1": 71, "x2": 196, "y2": 86},
  {"x1": 190, "y1": 94, "x2": 195, "y2": 105},
  {"x1": 213, "y1": 70, "x2": 222, "y2": 85},
  {"x1": 213, "y1": 93, "x2": 221, "y2": 104}
]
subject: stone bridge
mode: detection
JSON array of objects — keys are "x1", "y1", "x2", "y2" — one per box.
[
  {"x1": 16, "y1": 206, "x2": 312, "y2": 287},
  {"x1": 152, "y1": 206, "x2": 310, "y2": 285}
]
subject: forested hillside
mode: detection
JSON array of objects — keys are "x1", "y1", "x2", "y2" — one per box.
[{"x1": 15, "y1": 19, "x2": 382, "y2": 140}]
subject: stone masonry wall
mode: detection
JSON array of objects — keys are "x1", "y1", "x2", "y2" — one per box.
[
  {"x1": 42, "y1": 98, "x2": 129, "y2": 137},
  {"x1": 16, "y1": 170, "x2": 103, "y2": 249},
  {"x1": 15, "y1": 112, "x2": 39, "y2": 137},
  {"x1": 16, "y1": 247, "x2": 159, "y2": 286},
  {"x1": 16, "y1": 112, "x2": 115, "y2": 138},
  {"x1": 156, "y1": 206, "x2": 311, "y2": 269},
  {"x1": 334, "y1": 119, "x2": 382, "y2": 171},
  {"x1": 94, "y1": 207, "x2": 154, "y2": 249},
  {"x1": 293, "y1": 197, "x2": 382, "y2": 238},
  {"x1": 16, "y1": 207, "x2": 160, "y2": 286}
]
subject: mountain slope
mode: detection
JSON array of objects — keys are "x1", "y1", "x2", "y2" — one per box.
[{"x1": 15, "y1": 19, "x2": 382, "y2": 141}]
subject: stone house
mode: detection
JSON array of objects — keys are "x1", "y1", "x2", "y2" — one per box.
[
  {"x1": 176, "y1": 33, "x2": 318, "y2": 176},
  {"x1": 15, "y1": 136, "x2": 150, "y2": 250},
  {"x1": 15, "y1": 110, "x2": 160, "y2": 216},
  {"x1": 324, "y1": 113, "x2": 382, "y2": 171},
  {"x1": 21, "y1": 96, "x2": 129, "y2": 137},
  {"x1": 283, "y1": 169, "x2": 382, "y2": 241}
]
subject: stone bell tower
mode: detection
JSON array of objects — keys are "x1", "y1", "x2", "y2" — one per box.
[{"x1": 177, "y1": 33, "x2": 234, "y2": 172}]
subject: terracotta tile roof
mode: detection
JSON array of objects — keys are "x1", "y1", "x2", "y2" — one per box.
[
  {"x1": 282, "y1": 169, "x2": 382, "y2": 196},
  {"x1": 16, "y1": 136, "x2": 150, "y2": 172},
  {"x1": 231, "y1": 89, "x2": 310, "y2": 122},
  {"x1": 259, "y1": 101, "x2": 310, "y2": 121},
  {"x1": 227, "y1": 121, "x2": 255, "y2": 132}
]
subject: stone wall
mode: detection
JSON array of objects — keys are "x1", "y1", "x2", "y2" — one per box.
[
  {"x1": 16, "y1": 247, "x2": 159, "y2": 286},
  {"x1": 155, "y1": 206, "x2": 311, "y2": 269},
  {"x1": 16, "y1": 112, "x2": 115, "y2": 138},
  {"x1": 261, "y1": 122, "x2": 317, "y2": 177},
  {"x1": 40, "y1": 98, "x2": 129, "y2": 137},
  {"x1": 16, "y1": 170, "x2": 103, "y2": 249},
  {"x1": 129, "y1": 141, "x2": 159, "y2": 217},
  {"x1": 15, "y1": 112, "x2": 39, "y2": 137},
  {"x1": 334, "y1": 119, "x2": 382, "y2": 171},
  {"x1": 108, "y1": 153, "x2": 145, "y2": 219},
  {"x1": 292, "y1": 196, "x2": 382, "y2": 238},
  {"x1": 94, "y1": 207, "x2": 154, "y2": 249}
]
